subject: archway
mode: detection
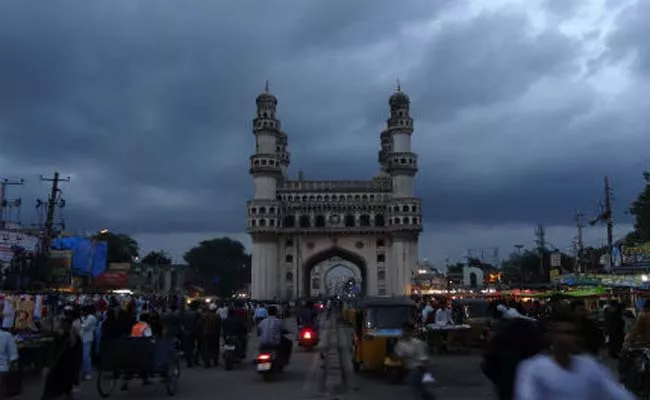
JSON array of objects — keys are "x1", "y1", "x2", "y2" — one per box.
[{"x1": 302, "y1": 246, "x2": 367, "y2": 298}]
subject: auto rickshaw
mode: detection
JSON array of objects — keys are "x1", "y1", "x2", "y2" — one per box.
[
  {"x1": 351, "y1": 296, "x2": 418, "y2": 382},
  {"x1": 342, "y1": 298, "x2": 360, "y2": 325}
]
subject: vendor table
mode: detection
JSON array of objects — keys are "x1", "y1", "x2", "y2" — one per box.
[
  {"x1": 421, "y1": 324, "x2": 472, "y2": 354},
  {"x1": 15, "y1": 334, "x2": 55, "y2": 373}
]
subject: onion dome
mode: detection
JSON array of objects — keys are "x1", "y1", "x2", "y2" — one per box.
[{"x1": 256, "y1": 80, "x2": 277, "y2": 106}]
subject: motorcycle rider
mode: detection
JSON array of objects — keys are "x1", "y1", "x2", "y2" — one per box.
[
  {"x1": 258, "y1": 306, "x2": 292, "y2": 363},
  {"x1": 222, "y1": 307, "x2": 248, "y2": 358}
]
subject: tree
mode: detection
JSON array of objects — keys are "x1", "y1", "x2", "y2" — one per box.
[
  {"x1": 141, "y1": 250, "x2": 172, "y2": 266},
  {"x1": 626, "y1": 171, "x2": 650, "y2": 244},
  {"x1": 183, "y1": 237, "x2": 251, "y2": 297},
  {"x1": 93, "y1": 232, "x2": 139, "y2": 264}
]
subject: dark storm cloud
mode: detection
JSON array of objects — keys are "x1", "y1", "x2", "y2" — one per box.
[
  {"x1": 0, "y1": 0, "x2": 647, "y2": 238},
  {"x1": 605, "y1": 0, "x2": 650, "y2": 76}
]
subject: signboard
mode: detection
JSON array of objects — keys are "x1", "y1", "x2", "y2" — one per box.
[
  {"x1": 108, "y1": 262, "x2": 131, "y2": 272},
  {"x1": 93, "y1": 271, "x2": 128, "y2": 288},
  {"x1": 615, "y1": 243, "x2": 650, "y2": 267},
  {"x1": 0, "y1": 230, "x2": 39, "y2": 263},
  {"x1": 550, "y1": 252, "x2": 562, "y2": 268},
  {"x1": 48, "y1": 250, "x2": 73, "y2": 285},
  {"x1": 549, "y1": 268, "x2": 561, "y2": 280}
]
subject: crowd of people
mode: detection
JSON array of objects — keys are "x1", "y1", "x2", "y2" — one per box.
[{"x1": 0, "y1": 295, "x2": 327, "y2": 400}]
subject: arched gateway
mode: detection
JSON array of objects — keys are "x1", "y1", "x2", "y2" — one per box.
[{"x1": 246, "y1": 85, "x2": 423, "y2": 300}]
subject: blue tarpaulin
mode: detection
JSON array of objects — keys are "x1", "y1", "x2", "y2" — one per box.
[{"x1": 52, "y1": 237, "x2": 108, "y2": 277}]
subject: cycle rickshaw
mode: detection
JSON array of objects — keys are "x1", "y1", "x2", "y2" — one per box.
[{"x1": 96, "y1": 337, "x2": 181, "y2": 397}]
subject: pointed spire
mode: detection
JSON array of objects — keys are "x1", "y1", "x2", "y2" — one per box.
[
  {"x1": 396, "y1": 78, "x2": 401, "y2": 92},
  {"x1": 264, "y1": 80, "x2": 270, "y2": 92}
]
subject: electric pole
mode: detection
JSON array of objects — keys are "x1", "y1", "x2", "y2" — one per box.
[
  {"x1": 574, "y1": 211, "x2": 585, "y2": 273},
  {"x1": 0, "y1": 178, "x2": 24, "y2": 228},
  {"x1": 39, "y1": 172, "x2": 70, "y2": 255},
  {"x1": 514, "y1": 244, "x2": 525, "y2": 287},
  {"x1": 604, "y1": 176, "x2": 614, "y2": 269},
  {"x1": 535, "y1": 224, "x2": 546, "y2": 281}
]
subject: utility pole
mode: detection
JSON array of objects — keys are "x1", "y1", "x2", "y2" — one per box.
[
  {"x1": 39, "y1": 172, "x2": 70, "y2": 255},
  {"x1": 535, "y1": 224, "x2": 546, "y2": 281},
  {"x1": 574, "y1": 211, "x2": 585, "y2": 273},
  {"x1": 0, "y1": 178, "x2": 24, "y2": 228},
  {"x1": 514, "y1": 244, "x2": 525, "y2": 287},
  {"x1": 604, "y1": 176, "x2": 614, "y2": 270}
]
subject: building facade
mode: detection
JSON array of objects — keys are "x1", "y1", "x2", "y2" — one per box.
[{"x1": 247, "y1": 85, "x2": 422, "y2": 300}]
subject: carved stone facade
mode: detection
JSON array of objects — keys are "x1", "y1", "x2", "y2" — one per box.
[{"x1": 248, "y1": 85, "x2": 422, "y2": 300}]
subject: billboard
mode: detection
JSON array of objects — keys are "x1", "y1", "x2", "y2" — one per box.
[
  {"x1": 0, "y1": 230, "x2": 39, "y2": 263},
  {"x1": 52, "y1": 237, "x2": 108, "y2": 277},
  {"x1": 48, "y1": 250, "x2": 73, "y2": 285},
  {"x1": 614, "y1": 242, "x2": 650, "y2": 267}
]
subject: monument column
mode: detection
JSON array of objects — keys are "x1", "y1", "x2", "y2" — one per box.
[{"x1": 247, "y1": 84, "x2": 284, "y2": 300}]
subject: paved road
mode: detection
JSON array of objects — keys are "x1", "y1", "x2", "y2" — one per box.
[
  {"x1": 338, "y1": 324, "x2": 496, "y2": 400},
  {"x1": 19, "y1": 319, "x2": 326, "y2": 400}
]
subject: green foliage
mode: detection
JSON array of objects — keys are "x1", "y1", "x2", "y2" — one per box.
[
  {"x1": 93, "y1": 232, "x2": 139, "y2": 264},
  {"x1": 141, "y1": 250, "x2": 172, "y2": 266},
  {"x1": 627, "y1": 171, "x2": 650, "y2": 244},
  {"x1": 183, "y1": 237, "x2": 251, "y2": 297}
]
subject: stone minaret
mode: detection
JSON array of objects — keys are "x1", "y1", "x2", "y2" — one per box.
[
  {"x1": 384, "y1": 85, "x2": 422, "y2": 295},
  {"x1": 247, "y1": 84, "x2": 284, "y2": 300}
]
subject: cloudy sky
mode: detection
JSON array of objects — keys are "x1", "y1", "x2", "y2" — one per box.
[{"x1": 0, "y1": 0, "x2": 648, "y2": 267}]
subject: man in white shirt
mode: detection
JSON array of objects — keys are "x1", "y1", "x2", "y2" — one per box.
[
  {"x1": 514, "y1": 312, "x2": 634, "y2": 400},
  {"x1": 421, "y1": 302, "x2": 434, "y2": 323},
  {"x1": 217, "y1": 303, "x2": 229, "y2": 320},
  {"x1": 434, "y1": 304, "x2": 454, "y2": 326},
  {"x1": 0, "y1": 328, "x2": 19, "y2": 400},
  {"x1": 80, "y1": 306, "x2": 98, "y2": 380}
]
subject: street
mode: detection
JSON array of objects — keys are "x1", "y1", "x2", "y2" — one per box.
[
  {"x1": 19, "y1": 320, "x2": 326, "y2": 400},
  {"x1": 16, "y1": 319, "x2": 498, "y2": 400},
  {"x1": 337, "y1": 324, "x2": 496, "y2": 400}
]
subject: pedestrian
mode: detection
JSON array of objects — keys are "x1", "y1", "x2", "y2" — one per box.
[
  {"x1": 394, "y1": 322, "x2": 433, "y2": 400},
  {"x1": 42, "y1": 309, "x2": 78, "y2": 400},
  {"x1": 0, "y1": 327, "x2": 19, "y2": 400},
  {"x1": 482, "y1": 305, "x2": 544, "y2": 400},
  {"x1": 513, "y1": 311, "x2": 634, "y2": 399},
  {"x1": 70, "y1": 306, "x2": 83, "y2": 391},
  {"x1": 604, "y1": 300, "x2": 625, "y2": 359},
  {"x1": 569, "y1": 299, "x2": 602, "y2": 357},
  {"x1": 181, "y1": 302, "x2": 201, "y2": 368},
  {"x1": 198, "y1": 304, "x2": 220, "y2": 367},
  {"x1": 80, "y1": 305, "x2": 98, "y2": 381}
]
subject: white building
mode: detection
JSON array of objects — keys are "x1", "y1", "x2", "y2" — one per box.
[{"x1": 247, "y1": 85, "x2": 422, "y2": 300}]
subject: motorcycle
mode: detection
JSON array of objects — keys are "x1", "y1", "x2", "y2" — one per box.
[
  {"x1": 298, "y1": 326, "x2": 319, "y2": 351},
  {"x1": 255, "y1": 331, "x2": 291, "y2": 381},
  {"x1": 223, "y1": 336, "x2": 245, "y2": 370}
]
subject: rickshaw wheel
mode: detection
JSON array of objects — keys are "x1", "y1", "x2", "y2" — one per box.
[
  {"x1": 97, "y1": 370, "x2": 118, "y2": 398},
  {"x1": 164, "y1": 360, "x2": 181, "y2": 396}
]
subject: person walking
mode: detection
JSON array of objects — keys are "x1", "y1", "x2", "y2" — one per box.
[
  {"x1": 80, "y1": 305, "x2": 98, "y2": 381},
  {"x1": 0, "y1": 328, "x2": 19, "y2": 400}
]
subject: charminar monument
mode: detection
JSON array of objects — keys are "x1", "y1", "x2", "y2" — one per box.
[{"x1": 247, "y1": 84, "x2": 422, "y2": 300}]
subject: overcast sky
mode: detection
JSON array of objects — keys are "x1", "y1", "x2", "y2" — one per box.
[{"x1": 1, "y1": 0, "x2": 648, "y2": 267}]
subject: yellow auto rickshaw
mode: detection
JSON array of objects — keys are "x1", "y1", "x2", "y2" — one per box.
[
  {"x1": 351, "y1": 296, "x2": 418, "y2": 382},
  {"x1": 343, "y1": 298, "x2": 360, "y2": 325}
]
